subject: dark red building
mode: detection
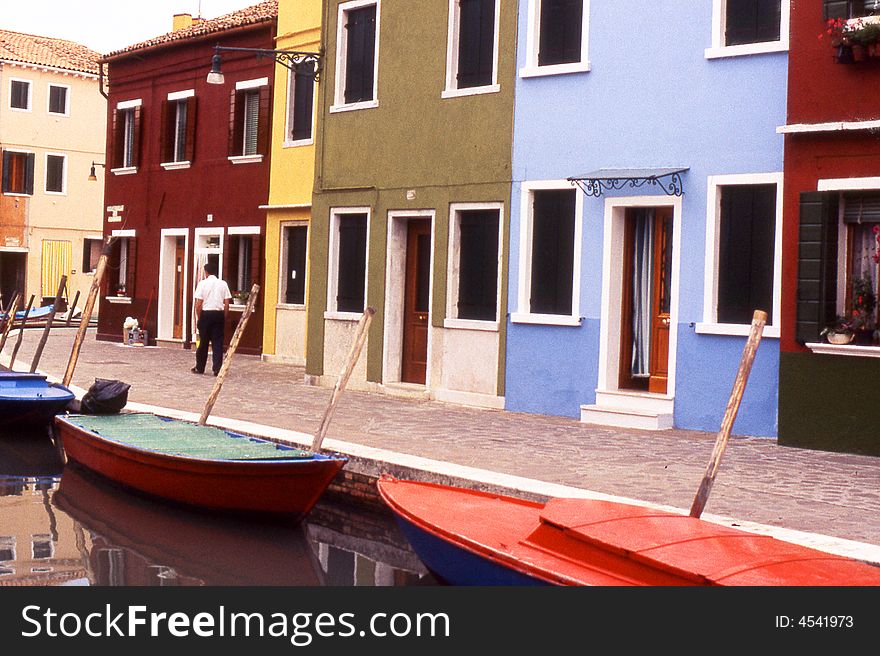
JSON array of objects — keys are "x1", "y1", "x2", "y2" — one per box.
[
  {"x1": 780, "y1": 1, "x2": 880, "y2": 454},
  {"x1": 96, "y1": 2, "x2": 277, "y2": 355}
]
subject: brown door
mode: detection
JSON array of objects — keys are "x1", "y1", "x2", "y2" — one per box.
[
  {"x1": 620, "y1": 207, "x2": 672, "y2": 394},
  {"x1": 172, "y1": 237, "x2": 185, "y2": 339},
  {"x1": 401, "y1": 219, "x2": 431, "y2": 384}
]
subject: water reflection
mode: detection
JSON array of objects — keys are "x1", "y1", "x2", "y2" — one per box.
[{"x1": 0, "y1": 428, "x2": 434, "y2": 586}]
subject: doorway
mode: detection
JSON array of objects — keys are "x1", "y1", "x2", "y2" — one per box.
[
  {"x1": 401, "y1": 219, "x2": 431, "y2": 384},
  {"x1": 158, "y1": 230, "x2": 189, "y2": 342}
]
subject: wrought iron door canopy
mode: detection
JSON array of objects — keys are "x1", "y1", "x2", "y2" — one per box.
[{"x1": 567, "y1": 167, "x2": 689, "y2": 197}]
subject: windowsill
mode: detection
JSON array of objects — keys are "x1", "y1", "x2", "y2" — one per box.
[
  {"x1": 283, "y1": 138, "x2": 314, "y2": 148},
  {"x1": 705, "y1": 41, "x2": 788, "y2": 59},
  {"x1": 48, "y1": 112, "x2": 69, "y2": 118},
  {"x1": 443, "y1": 318, "x2": 499, "y2": 332},
  {"x1": 111, "y1": 167, "x2": 138, "y2": 176},
  {"x1": 519, "y1": 61, "x2": 591, "y2": 78},
  {"x1": 441, "y1": 84, "x2": 501, "y2": 99},
  {"x1": 276, "y1": 303, "x2": 306, "y2": 310},
  {"x1": 2, "y1": 192, "x2": 32, "y2": 197},
  {"x1": 45, "y1": 191, "x2": 67, "y2": 196},
  {"x1": 329, "y1": 99, "x2": 379, "y2": 114},
  {"x1": 9, "y1": 106, "x2": 31, "y2": 113},
  {"x1": 160, "y1": 161, "x2": 191, "y2": 170},
  {"x1": 106, "y1": 296, "x2": 132, "y2": 304},
  {"x1": 510, "y1": 312, "x2": 582, "y2": 327},
  {"x1": 228, "y1": 155, "x2": 264, "y2": 165},
  {"x1": 230, "y1": 303, "x2": 246, "y2": 312},
  {"x1": 324, "y1": 311, "x2": 362, "y2": 322},
  {"x1": 695, "y1": 322, "x2": 780, "y2": 339},
  {"x1": 805, "y1": 342, "x2": 880, "y2": 358}
]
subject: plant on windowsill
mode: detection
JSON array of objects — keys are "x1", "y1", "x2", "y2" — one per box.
[
  {"x1": 821, "y1": 314, "x2": 857, "y2": 344},
  {"x1": 232, "y1": 290, "x2": 249, "y2": 305},
  {"x1": 116, "y1": 286, "x2": 127, "y2": 297},
  {"x1": 851, "y1": 275, "x2": 877, "y2": 343},
  {"x1": 823, "y1": 16, "x2": 880, "y2": 63}
]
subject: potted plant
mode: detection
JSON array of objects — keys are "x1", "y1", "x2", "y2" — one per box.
[
  {"x1": 821, "y1": 315, "x2": 857, "y2": 344},
  {"x1": 851, "y1": 275, "x2": 877, "y2": 343}
]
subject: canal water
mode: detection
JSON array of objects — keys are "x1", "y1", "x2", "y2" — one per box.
[{"x1": 0, "y1": 428, "x2": 438, "y2": 586}]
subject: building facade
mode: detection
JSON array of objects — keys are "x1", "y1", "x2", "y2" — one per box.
[
  {"x1": 779, "y1": 0, "x2": 880, "y2": 455},
  {"x1": 0, "y1": 30, "x2": 105, "y2": 315},
  {"x1": 306, "y1": 0, "x2": 517, "y2": 408},
  {"x1": 504, "y1": 0, "x2": 788, "y2": 436},
  {"x1": 96, "y1": 4, "x2": 277, "y2": 354}
]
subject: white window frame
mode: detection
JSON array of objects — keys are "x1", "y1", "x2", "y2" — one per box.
[
  {"x1": 511, "y1": 180, "x2": 584, "y2": 326},
  {"x1": 112, "y1": 99, "x2": 142, "y2": 174},
  {"x1": 1, "y1": 148, "x2": 34, "y2": 197},
  {"x1": 706, "y1": 0, "x2": 790, "y2": 59},
  {"x1": 82, "y1": 235, "x2": 104, "y2": 275},
  {"x1": 284, "y1": 66, "x2": 317, "y2": 148},
  {"x1": 331, "y1": 0, "x2": 381, "y2": 113},
  {"x1": 161, "y1": 89, "x2": 194, "y2": 168},
  {"x1": 8, "y1": 77, "x2": 31, "y2": 112},
  {"x1": 443, "y1": 0, "x2": 501, "y2": 98},
  {"x1": 227, "y1": 79, "x2": 268, "y2": 164},
  {"x1": 445, "y1": 202, "x2": 504, "y2": 330},
  {"x1": 697, "y1": 172, "x2": 783, "y2": 338},
  {"x1": 279, "y1": 221, "x2": 310, "y2": 307},
  {"x1": 44, "y1": 152, "x2": 67, "y2": 195},
  {"x1": 520, "y1": 0, "x2": 591, "y2": 78},
  {"x1": 47, "y1": 83, "x2": 70, "y2": 116},
  {"x1": 326, "y1": 206, "x2": 371, "y2": 319},
  {"x1": 107, "y1": 229, "x2": 136, "y2": 302}
]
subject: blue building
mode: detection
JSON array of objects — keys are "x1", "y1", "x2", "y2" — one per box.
[{"x1": 505, "y1": 0, "x2": 788, "y2": 436}]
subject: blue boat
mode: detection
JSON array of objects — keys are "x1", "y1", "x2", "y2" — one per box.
[
  {"x1": 0, "y1": 372, "x2": 75, "y2": 428},
  {"x1": 0, "y1": 304, "x2": 55, "y2": 323}
]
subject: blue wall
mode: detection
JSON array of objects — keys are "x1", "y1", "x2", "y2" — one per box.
[{"x1": 505, "y1": 1, "x2": 787, "y2": 436}]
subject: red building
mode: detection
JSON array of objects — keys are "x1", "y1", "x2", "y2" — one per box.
[
  {"x1": 780, "y1": 1, "x2": 880, "y2": 455},
  {"x1": 96, "y1": 2, "x2": 277, "y2": 355}
]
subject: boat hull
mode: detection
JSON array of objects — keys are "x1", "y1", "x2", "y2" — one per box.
[
  {"x1": 0, "y1": 373, "x2": 74, "y2": 429},
  {"x1": 378, "y1": 478, "x2": 880, "y2": 586},
  {"x1": 54, "y1": 414, "x2": 347, "y2": 521}
]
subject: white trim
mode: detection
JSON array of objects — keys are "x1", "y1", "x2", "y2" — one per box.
[
  {"x1": 116, "y1": 98, "x2": 142, "y2": 110},
  {"x1": 228, "y1": 155, "x2": 264, "y2": 165},
  {"x1": 160, "y1": 161, "x2": 191, "y2": 170},
  {"x1": 520, "y1": 0, "x2": 591, "y2": 78},
  {"x1": 327, "y1": 206, "x2": 371, "y2": 314},
  {"x1": 260, "y1": 203, "x2": 313, "y2": 210},
  {"x1": 805, "y1": 343, "x2": 880, "y2": 358},
  {"x1": 105, "y1": 296, "x2": 133, "y2": 305},
  {"x1": 44, "y1": 152, "x2": 67, "y2": 195},
  {"x1": 111, "y1": 167, "x2": 138, "y2": 176},
  {"x1": 777, "y1": 120, "x2": 880, "y2": 134},
  {"x1": 227, "y1": 225, "x2": 261, "y2": 235},
  {"x1": 0, "y1": 60, "x2": 98, "y2": 80},
  {"x1": 818, "y1": 177, "x2": 880, "y2": 192},
  {"x1": 111, "y1": 229, "x2": 136, "y2": 237},
  {"x1": 332, "y1": 0, "x2": 381, "y2": 112},
  {"x1": 444, "y1": 0, "x2": 501, "y2": 96},
  {"x1": 323, "y1": 311, "x2": 363, "y2": 321},
  {"x1": 8, "y1": 77, "x2": 32, "y2": 112},
  {"x1": 706, "y1": 0, "x2": 789, "y2": 58},
  {"x1": 514, "y1": 180, "x2": 584, "y2": 324},
  {"x1": 47, "y1": 83, "x2": 70, "y2": 116},
  {"x1": 442, "y1": 318, "x2": 499, "y2": 332},
  {"x1": 284, "y1": 65, "x2": 317, "y2": 147},
  {"x1": 701, "y1": 172, "x2": 783, "y2": 336},
  {"x1": 167, "y1": 89, "x2": 195, "y2": 101},
  {"x1": 234, "y1": 77, "x2": 269, "y2": 90},
  {"x1": 157, "y1": 229, "x2": 190, "y2": 341}
]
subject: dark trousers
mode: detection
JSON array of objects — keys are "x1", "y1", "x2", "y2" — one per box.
[{"x1": 195, "y1": 310, "x2": 225, "y2": 374}]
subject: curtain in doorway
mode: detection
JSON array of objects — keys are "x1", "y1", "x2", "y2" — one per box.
[
  {"x1": 41, "y1": 240, "x2": 72, "y2": 299},
  {"x1": 631, "y1": 209, "x2": 654, "y2": 378},
  {"x1": 192, "y1": 251, "x2": 209, "y2": 336}
]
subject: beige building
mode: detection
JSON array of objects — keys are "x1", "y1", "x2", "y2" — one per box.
[{"x1": 0, "y1": 30, "x2": 105, "y2": 314}]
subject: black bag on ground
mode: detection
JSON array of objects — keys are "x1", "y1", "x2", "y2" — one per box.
[{"x1": 80, "y1": 378, "x2": 131, "y2": 415}]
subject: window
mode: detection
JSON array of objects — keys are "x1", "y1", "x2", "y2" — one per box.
[
  {"x1": 48, "y1": 85, "x2": 69, "y2": 115},
  {"x1": 824, "y1": 1, "x2": 880, "y2": 20},
  {"x1": 333, "y1": 1, "x2": 379, "y2": 111},
  {"x1": 229, "y1": 80, "x2": 269, "y2": 160},
  {"x1": 286, "y1": 63, "x2": 316, "y2": 144},
  {"x1": 523, "y1": 0, "x2": 589, "y2": 76},
  {"x1": 328, "y1": 210, "x2": 368, "y2": 314},
  {"x1": 32, "y1": 535, "x2": 53, "y2": 560},
  {"x1": 82, "y1": 237, "x2": 103, "y2": 274},
  {"x1": 707, "y1": 0, "x2": 788, "y2": 57},
  {"x1": 162, "y1": 91, "x2": 196, "y2": 165},
  {"x1": 445, "y1": 0, "x2": 499, "y2": 95},
  {"x1": 700, "y1": 174, "x2": 782, "y2": 336},
  {"x1": 1, "y1": 150, "x2": 35, "y2": 195},
  {"x1": 227, "y1": 231, "x2": 260, "y2": 300},
  {"x1": 9, "y1": 79, "x2": 30, "y2": 110},
  {"x1": 112, "y1": 101, "x2": 142, "y2": 170},
  {"x1": 45, "y1": 154, "x2": 66, "y2": 194},
  {"x1": 108, "y1": 234, "x2": 136, "y2": 297},
  {"x1": 448, "y1": 205, "x2": 501, "y2": 323},
  {"x1": 282, "y1": 224, "x2": 308, "y2": 305}
]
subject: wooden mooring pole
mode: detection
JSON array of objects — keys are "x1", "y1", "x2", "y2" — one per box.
[
  {"x1": 0, "y1": 292, "x2": 21, "y2": 357},
  {"x1": 9, "y1": 295, "x2": 35, "y2": 369},
  {"x1": 30, "y1": 276, "x2": 67, "y2": 373}
]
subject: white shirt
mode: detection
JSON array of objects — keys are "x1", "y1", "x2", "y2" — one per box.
[{"x1": 194, "y1": 275, "x2": 232, "y2": 311}]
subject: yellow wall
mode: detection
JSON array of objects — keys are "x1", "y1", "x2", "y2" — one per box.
[{"x1": 262, "y1": 0, "x2": 322, "y2": 359}]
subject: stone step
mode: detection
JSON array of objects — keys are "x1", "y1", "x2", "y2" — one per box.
[{"x1": 580, "y1": 404, "x2": 674, "y2": 431}]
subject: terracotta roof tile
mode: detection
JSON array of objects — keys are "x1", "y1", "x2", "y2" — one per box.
[
  {"x1": 104, "y1": 0, "x2": 278, "y2": 60},
  {"x1": 0, "y1": 29, "x2": 100, "y2": 75}
]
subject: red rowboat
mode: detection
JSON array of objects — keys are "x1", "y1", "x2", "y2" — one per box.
[
  {"x1": 377, "y1": 478, "x2": 880, "y2": 586},
  {"x1": 53, "y1": 413, "x2": 347, "y2": 521}
]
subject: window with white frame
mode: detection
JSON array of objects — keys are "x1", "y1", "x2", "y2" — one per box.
[
  {"x1": 447, "y1": 204, "x2": 501, "y2": 323},
  {"x1": 45, "y1": 154, "x2": 66, "y2": 194},
  {"x1": 162, "y1": 90, "x2": 196, "y2": 165},
  {"x1": 333, "y1": 0, "x2": 379, "y2": 111},
  {"x1": 701, "y1": 173, "x2": 782, "y2": 334},
  {"x1": 1, "y1": 150, "x2": 35, "y2": 195},
  {"x1": 229, "y1": 79, "x2": 269, "y2": 159},
  {"x1": 513, "y1": 184, "x2": 582, "y2": 324},
  {"x1": 109, "y1": 231, "x2": 136, "y2": 297},
  {"x1": 707, "y1": 0, "x2": 789, "y2": 57},
  {"x1": 9, "y1": 79, "x2": 30, "y2": 111},
  {"x1": 444, "y1": 0, "x2": 500, "y2": 96},
  {"x1": 281, "y1": 223, "x2": 308, "y2": 305},
  {"x1": 82, "y1": 237, "x2": 103, "y2": 274},
  {"x1": 286, "y1": 63, "x2": 316, "y2": 144},
  {"x1": 522, "y1": 0, "x2": 590, "y2": 76},
  {"x1": 227, "y1": 228, "x2": 261, "y2": 301},
  {"x1": 328, "y1": 209, "x2": 368, "y2": 314},
  {"x1": 112, "y1": 100, "x2": 142, "y2": 170},
  {"x1": 48, "y1": 84, "x2": 69, "y2": 115}
]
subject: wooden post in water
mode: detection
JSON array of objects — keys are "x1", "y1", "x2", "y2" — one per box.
[
  {"x1": 311, "y1": 306, "x2": 375, "y2": 452},
  {"x1": 9, "y1": 295, "x2": 35, "y2": 369},
  {"x1": 198, "y1": 283, "x2": 261, "y2": 425},
  {"x1": 690, "y1": 309, "x2": 767, "y2": 519},
  {"x1": 0, "y1": 292, "x2": 21, "y2": 356},
  {"x1": 63, "y1": 237, "x2": 114, "y2": 387},
  {"x1": 30, "y1": 276, "x2": 67, "y2": 373}
]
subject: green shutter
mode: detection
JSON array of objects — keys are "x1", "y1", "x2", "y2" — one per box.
[{"x1": 796, "y1": 192, "x2": 839, "y2": 344}]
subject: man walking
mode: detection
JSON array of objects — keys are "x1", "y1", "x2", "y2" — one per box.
[{"x1": 192, "y1": 261, "x2": 232, "y2": 376}]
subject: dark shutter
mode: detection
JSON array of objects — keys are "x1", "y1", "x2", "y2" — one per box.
[
  {"x1": 842, "y1": 192, "x2": 880, "y2": 223},
  {"x1": 160, "y1": 100, "x2": 172, "y2": 163},
  {"x1": 725, "y1": 0, "x2": 781, "y2": 46},
  {"x1": 717, "y1": 185, "x2": 776, "y2": 324},
  {"x1": 257, "y1": 85, "x2": 271, "y2": 156},
  {"x1": 457, "y1": 0, "x2": 496, "y2": 88},
  {"x1": 228, "y1": 89, "x2": 244, "y2": 157},
  {"x1": 24, "y1": 153, "x2": 35, "y2": 196},
  {"x1": 538, "y1": 0, "x2": 584, "y2": 66},
  {"x1": 286, "y1": 226, "x2": 308, "y2": 305},
  {"x1": 111, "y1": 109, "x2": 124, "y2": 169},
  {"x1": 49, "y1": 86, "x2": 66, "y2": 114},
  {"x1": 131, "y1": 106, "x2": 142, "y2": 168},
  {"x1": 249, "y1": 234, "x2": 262, "y2": 288},
  {"x1": 823, "y1": 1, "x2": 876, "y2": 19},
  {"x1": 1, "y1": 151, "x2": 9, "y2": 193},
  {"x1": 125, "y1": 237, "x2": 137, "y2": 297},
  {"x1": 344, "y1": 5, "x2": 377, "y2": 104},
  {"x1": 185, "y1": 96, "x2": 197, "y2": 162},
  {"x1": 457, "y1": 210, "x2": 499, "y2": 321},
  {"x1": 291, "y1": 63, "x2": 315, "y2": 141},
  {"x1": 336, "y1": 214, "x2": 368, "y2": 313},
  {"x1": 530, "y1": 189, "x2": 576, "y2": 315},
  {"x1": 796, "y1": 192, "x2": 839, "y2": 344},
  {"x1": 46, "y1": 155, "x2": 64, "y2": 193}
]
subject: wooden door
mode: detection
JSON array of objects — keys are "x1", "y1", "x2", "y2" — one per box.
[
  {"x1": 648, "y1": 208, "x2": 673, "y2": 394},
  {"x1": 401, "y1": 219, "x2": 431, "y2": 384},
  {"x1": 172, "y1": 237, "x2": 185, "y2": 339}
]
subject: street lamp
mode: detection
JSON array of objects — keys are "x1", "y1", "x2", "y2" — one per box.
[
  {"x1": 88, "y1": 162, "x2": 106, "y2": 181},
  {"x1": 206, "y1": 44, "x2": 322, "y2": 85}
]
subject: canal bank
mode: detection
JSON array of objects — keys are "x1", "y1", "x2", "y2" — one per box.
[{"x1": 3, "y1": 328, "x2": 880, "y2": 565}]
